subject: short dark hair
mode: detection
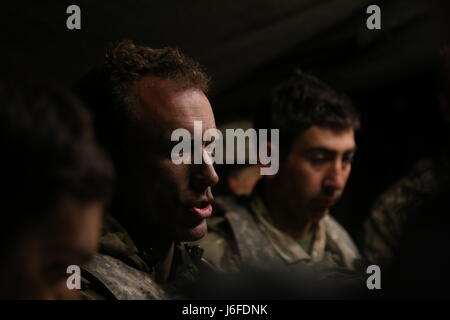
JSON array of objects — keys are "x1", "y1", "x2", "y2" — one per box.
[
  {"x1": 255, "y1": 70, "x2": 360, "y2": 157},
  {"x1": 0, "y1": 74, "x2": 114, "y2": 240},
  {"x1": 75, "y1": 39, "x2": 210, "y2": 161}
]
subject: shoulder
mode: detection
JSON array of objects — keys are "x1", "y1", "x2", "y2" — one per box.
[
  {"x1": 192, "y1": 196, "x2": 247, "y2": 272},
  {"x1": 323, "y1": 216, "x2": 358, "y2": 250},
  {"x1": 205, "y1": 195, "x2": 253, "y2": 247},
  {"x1": 373, "y1": 158, "x2": 438, "y2": 214},
  {"x1": 361, "y1": 158, "x2": 439, "y2": 263},
  {"x1": 323, "y1": 215, "x2": 361, "y2": 270},
  {"x1": 194, "y1": 229, "x2": 241, "y2": 273},
  {"x1": 81, "y1": 253, "x2": 169, "y2": 300}
]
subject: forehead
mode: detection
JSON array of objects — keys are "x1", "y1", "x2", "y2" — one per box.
[
  {"x1": 292, "y1": 126, "x2": 356, "y2": 153},
  {"x1": 132, "y1": 76, "x2": 216, "y2": 135}
]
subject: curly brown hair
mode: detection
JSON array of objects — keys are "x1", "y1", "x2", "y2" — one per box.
[
  {"x1": 75, "y1": 40, "x2": 210, "y2": 155},
  {"x1": 104, "y1": 40, "x2": 209, "y2": 111}
]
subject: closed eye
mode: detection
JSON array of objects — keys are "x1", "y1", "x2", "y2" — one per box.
[{"x1": 343, "y1": 152, "x2": 355, "y2": 164}]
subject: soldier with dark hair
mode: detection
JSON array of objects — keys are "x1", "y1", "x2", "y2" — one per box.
[
  {"x1": 76, "y1": 40, "x2": 219, "y2": 299},
  {"x1": 197, "y1": 70, "x2": 362, "y2": 274},
  {"x1": 0, "y1": 74, "x2": 114, "y2": 299}
]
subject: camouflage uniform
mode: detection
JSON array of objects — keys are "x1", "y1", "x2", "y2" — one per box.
[
  {"x1": 81, "y1": 214, "x2": 212, "y2": 300},
  {"x1": 361, "y1": 153, "x2": 450, "y2": 267},
  {"x1": 197, "y1": 186, "x2": 361, "y2": 274}
]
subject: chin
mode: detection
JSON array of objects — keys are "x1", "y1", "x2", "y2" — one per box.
[
  {"x1": 176, "y1": 219, "x2": 208, "y2": 242},
  {"x1": 310, "y1": 208, "x2": 329, "y2": 222}
]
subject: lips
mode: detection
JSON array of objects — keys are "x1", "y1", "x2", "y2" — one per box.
[
  {"x1": 191, "y1": 203, "x2": 213, "y2": 218},
  {"x1": 184, "y1": 192, "x2": 214, "y2": 221},
  {"x1": 313, "y1": 198, "x2": 336, "y2": 207}
]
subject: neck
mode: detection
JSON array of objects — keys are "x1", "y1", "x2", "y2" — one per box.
[
  {"x1": 153, "y1": 241, "x2": 175, "y2": 283},
  {"x1": 136, "y1": 229, "x2": 176, "y2": 283},
  {"x1": 136, "y1": 230, "x2": 176, "y2": 283},
  {"x1": 260, "y1": 179, "x2": 313, "y2": 239}
]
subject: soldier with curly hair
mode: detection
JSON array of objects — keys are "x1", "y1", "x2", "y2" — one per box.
[{"x1": 76, "y1": 40, "x2": 219, "y2": 299}]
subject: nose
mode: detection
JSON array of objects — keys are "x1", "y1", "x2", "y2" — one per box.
[
  {"x1": 323, "y1": 161, "x2": 347, "y2": 192},
  {"x1": 191, "y1": 151, "x2": 219, "y2": 192}
]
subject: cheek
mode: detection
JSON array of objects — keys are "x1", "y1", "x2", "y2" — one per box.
[
  {"x1": 159, "y1": 158, "x2": 191, "y2": 190},
  {"x1": 46, "y1": 282, "x2": 81, "y2": 300},
  {"x1": 53, "y1": 207, "x2": 103, "y2": 262},
  {"x1": 298, "y1": 169, "x2": 323, "y2": 195},
  {"x1": 66, "y1": 207, "x2": 103, "y2": 254},
  {"x1": 2, "y1": 239, "x2": 59, "y2": 299},
  {"x1": 80, "y1": 213, "x2": 102, "y2": 251},
  {"x1": 343, "y1": 167, "x2": 352, "y2": 182}
]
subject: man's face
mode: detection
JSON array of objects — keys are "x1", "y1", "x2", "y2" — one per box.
[
  {"x1": 0, "y1": 199, "x2": 103, "y2": 299},
  {"x1": 126, "y1": 76, "x2": 219, "y2": 243},
  {"x1": 279, "y1": 126, "x2": 356, "y2": 222}
]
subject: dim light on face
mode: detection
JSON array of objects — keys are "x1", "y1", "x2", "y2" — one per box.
[
  {"x1": 282, "y1": 126, "x2": 356, "y2": 221},
  {"x1": 0, "y1": 199, "x2": 103, "y2": 300}
]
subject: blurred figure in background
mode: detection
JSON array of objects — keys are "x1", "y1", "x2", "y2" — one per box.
[
  {"x1": 0, "y1": 73, "x2": 114, "y2": 299},
  {"x1": 360, "y1": 46, "x2": 450, "y2": 270},
  {"x1": 197, "y1": 70, "x2": 363, "y2": 275},
  {"x1": 213, "y1": 120, "x2": 261, "y2": 197}
]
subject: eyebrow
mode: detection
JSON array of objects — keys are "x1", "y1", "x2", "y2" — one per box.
[
  {"x1": 305, "y1": 147, "x2": 357, "y2": 155},
  {"x1": 168, "y1": 137, "x2": 215, "y2": 147}
]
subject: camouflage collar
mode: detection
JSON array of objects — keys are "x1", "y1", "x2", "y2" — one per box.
[
  {"x1": 249, "y1": 193, "x2": 327, "y2": 264},
  {"x1": 249, "y1": 191, "x2": 361, "y2": 269},
  {"x1": 98, "y1": 213, "x2": 207, "y2": 296},
  {"x1": 98, "y1": 214, "x2": 152, "y2": 273}
]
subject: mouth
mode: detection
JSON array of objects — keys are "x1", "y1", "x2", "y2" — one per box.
[
  {"x1": 312, "y1": 198, "x2": 336, "y2": 207},
  {"x1": 189, "y1": 201, "x2": 213, "y2": 219}
]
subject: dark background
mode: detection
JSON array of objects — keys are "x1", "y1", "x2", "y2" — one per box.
[{"x1": 2, "y1": 0, "x2": 449, "y2": 242}]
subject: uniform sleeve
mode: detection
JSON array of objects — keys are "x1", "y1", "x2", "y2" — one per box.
[
  {"x1": 79, "y1": 271, "x2": 117, "y2": 300},
  {"x1": 361, "y1": 159, "x2": 438, "y2": 267},
  {"x1": 361, "y1": 183, "x2": 413, "y2": 266},
  {"x1": 79, "y1": 276, "x2": 111, "y2": 300}
]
